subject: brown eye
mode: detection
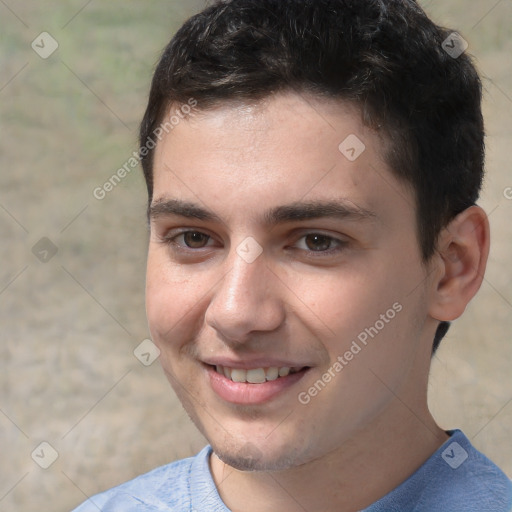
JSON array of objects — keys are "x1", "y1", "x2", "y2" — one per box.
[
  {"x1": 182, "y1": 231, "x2": 210, "y2": 248},
  {"x1": 304, "y1": 234, "x2": 334, "y2": 251},
  {"x1": 292, "y1": 233, "x2": 347, "y2": 256}
]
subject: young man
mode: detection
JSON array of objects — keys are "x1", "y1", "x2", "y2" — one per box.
[{"x1": 74, "y1": 0, "x2": 512, "y2": 510}]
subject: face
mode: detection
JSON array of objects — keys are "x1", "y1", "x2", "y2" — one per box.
[{"x1": 146, "y1": 93, "x2": 435, "y2": 471}]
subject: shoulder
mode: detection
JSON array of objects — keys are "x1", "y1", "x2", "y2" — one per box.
[
  {"x1": 71, "y1": 447, "x2": 208, "y2": 512},
  {"x1": 433, "y1": 431, "x2": 512, "y2": 512},
  {"x1": 367, "y1": 430, "x2": 512, "y2": 512}
]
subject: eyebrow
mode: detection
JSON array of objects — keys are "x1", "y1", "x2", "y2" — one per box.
[{"x1": 148, "y1": 198, "x2": 377, "y2": 226}]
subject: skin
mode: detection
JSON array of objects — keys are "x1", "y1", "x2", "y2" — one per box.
[{"x1": 146, "y1": 93, "x2": 490, "y2": 511}]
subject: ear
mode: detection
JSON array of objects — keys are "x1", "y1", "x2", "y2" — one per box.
[{"x1": 428, "y1": 205, "x2": 490, "y2": 322}]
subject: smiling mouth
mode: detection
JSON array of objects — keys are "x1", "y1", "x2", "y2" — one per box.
[{"x1": 211, "y1": 365, "x2": 308, "y2": 384}]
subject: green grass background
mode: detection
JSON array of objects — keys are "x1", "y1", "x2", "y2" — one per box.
[{"x1": 1, "y1": 1, "x2": 511, "y2": 510}]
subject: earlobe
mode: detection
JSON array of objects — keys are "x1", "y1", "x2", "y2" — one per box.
[{"x1": 428, "y1": 206, "x2": 490, "y2": 322}]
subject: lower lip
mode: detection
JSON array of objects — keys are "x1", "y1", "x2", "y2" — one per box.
[{"x1": 206, "y1": 365, "x2": 309, "y2": 405}]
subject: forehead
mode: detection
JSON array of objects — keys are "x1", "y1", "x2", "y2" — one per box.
[{"x1": 151, "y1": 93, "x2": 413, "y2": 228}]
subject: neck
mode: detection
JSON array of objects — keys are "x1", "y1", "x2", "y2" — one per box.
[{"x1": 210, "y1": 395, "x2": 448, "y2": 512}]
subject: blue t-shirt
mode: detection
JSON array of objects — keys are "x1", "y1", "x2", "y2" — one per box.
[{"x1": 72, "y1": 430, "x2": 512, "y2": 511}]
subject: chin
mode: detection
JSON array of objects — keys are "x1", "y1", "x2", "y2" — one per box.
[{"x1": 210, "y1": 437, "x2": 309, "y2": 472}]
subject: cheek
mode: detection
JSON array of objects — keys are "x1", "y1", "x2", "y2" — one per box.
[
  {"x1": 145, "y1": 250, "x2": 198, "y2": 346},
  {"x1": 293, "y1": 256, "x2": 423, "y2": 356},
  {"x1": 288, "y1": 267, "x2": 392, "y2": 339}
]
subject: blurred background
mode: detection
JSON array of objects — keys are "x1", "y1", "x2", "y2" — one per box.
[{"x1": 0, "y1": 1, "x2": 511, "y2": 510}]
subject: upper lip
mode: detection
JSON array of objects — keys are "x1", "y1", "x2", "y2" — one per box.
[{"x1": 202, "y1": 357, "x2": 311, "y2": 369}]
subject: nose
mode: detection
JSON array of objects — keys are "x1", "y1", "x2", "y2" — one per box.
[{"x1": 204, "y1": 245, "x2": 286, "y2": 344}]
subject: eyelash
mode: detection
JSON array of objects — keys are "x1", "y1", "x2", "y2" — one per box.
[{"x1": 161, "y1": 230, "x2": 348, "y2": 257}]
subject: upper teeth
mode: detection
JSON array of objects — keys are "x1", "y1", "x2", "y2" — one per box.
[{"x1": 215, "y1": 365, "x2": 296, "y2": 383}]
